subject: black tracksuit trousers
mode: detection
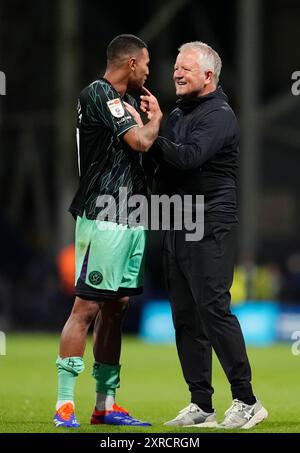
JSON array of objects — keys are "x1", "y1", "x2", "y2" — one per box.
[{"x1": 163, "y1": 222, "x2": 254, "y2": 408}]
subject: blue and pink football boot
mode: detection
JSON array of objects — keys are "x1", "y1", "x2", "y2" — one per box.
[
  {"x1": 53, "y1": 402, "x2": 80, "y2": 428},
  {"x1": 90, "y1": 403, "x2": 151, "y2": 426}
]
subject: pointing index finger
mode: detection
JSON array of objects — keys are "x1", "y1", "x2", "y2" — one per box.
[{"x1": 142, "y1": 87, "x2": 152, "y2": 96}]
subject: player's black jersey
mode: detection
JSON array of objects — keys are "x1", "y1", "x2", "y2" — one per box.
[{"x1": 69, "y1": 78, "x2": 147, "y2": 222}]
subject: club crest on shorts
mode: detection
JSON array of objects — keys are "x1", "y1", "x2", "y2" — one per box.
[
  {"x1": 89, "y1": 271, "x2": 103, "y2": 286},
  {"x1": 107, "y1": 98, "x2": 125, "y2": 118}
]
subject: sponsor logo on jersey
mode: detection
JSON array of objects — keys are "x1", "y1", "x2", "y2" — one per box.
[{"x1": 107, "y1": 98, "x2": 125, "y2": 118}]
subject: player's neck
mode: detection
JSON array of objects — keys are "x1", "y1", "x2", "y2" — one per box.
[{"x1": 104, "y1": 69, "x2": 128, "y2": 97}]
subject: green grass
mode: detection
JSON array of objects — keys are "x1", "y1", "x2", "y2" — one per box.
[{"x1": 0, "y1": 333, "x2": 299, "y2": 433}]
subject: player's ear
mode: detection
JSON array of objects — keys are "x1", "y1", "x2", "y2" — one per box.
[{"x1": 128, "y1": 57, "x2": 136, "y2": 72}]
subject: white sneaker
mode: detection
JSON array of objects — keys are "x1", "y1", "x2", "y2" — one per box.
[
  {"x1": 219, "y1": 399, "x2": 268, "y2": 429},
  {"x1": 164, "y1": 403, "x2": 217, "y2": 427}
]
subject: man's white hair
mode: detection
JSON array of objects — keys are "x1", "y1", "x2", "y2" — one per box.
[{"x1": 178, "y1": 41, "x2": 222, "y2": 85}]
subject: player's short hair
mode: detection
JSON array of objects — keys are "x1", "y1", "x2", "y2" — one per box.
[
  {"x1": 107, "y1": 34, "x2": 147, "y2": 64},
  {"x1": 178, "y1": 41, "x2": 222, "y2": 84}
]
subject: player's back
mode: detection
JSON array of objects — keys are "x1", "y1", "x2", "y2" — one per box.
[{"x1": 70, "y1": 78, "x2": 146, "y2": 221}]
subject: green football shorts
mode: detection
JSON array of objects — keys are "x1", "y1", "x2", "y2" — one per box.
[{"x1": 75, "y1": 214, "x2": 147, "y2": 301}]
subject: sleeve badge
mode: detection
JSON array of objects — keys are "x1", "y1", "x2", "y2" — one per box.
[{"x1": 107, "y1": 98, "x2": 125, "y2": 118}]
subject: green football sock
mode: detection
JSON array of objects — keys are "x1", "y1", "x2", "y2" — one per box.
[
  {"x1": 92, "y1": 362, "x2": 120, "y2": 396},
  {"x1": 56, "y1": 356, "x2": 85, "y2": 402}
]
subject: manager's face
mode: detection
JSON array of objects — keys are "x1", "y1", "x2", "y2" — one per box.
[{"x1": 173, "y1": 50, "x2": 208, "y2": 98}]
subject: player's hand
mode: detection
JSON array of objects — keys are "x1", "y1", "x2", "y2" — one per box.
[
  {"x1": 124, "y1": 102, "x2": 143, "y2": 128},
  {"x1": 140, "y1": 87, "x2": 162, "y2": 121}
]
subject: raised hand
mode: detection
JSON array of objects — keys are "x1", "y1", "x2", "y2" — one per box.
[{"x1": 140, "y1": 87, "x2": 162, "y2": 121}]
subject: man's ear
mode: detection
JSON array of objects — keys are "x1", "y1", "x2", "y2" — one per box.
[
  {"x1": 129, "y1": 57, "x2": 136, "y2": 72},
  {"x1": 205, "y1": 70, "x2": 214, "y2": 85}
]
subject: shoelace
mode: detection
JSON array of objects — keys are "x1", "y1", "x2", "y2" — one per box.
[
  {"x1": 57, "y1": 402, "x2": 74, "y2": 420},
  {"x1": 110, "y1": 404, "x2": 147, "y2": 424},
  {"x1": 112, "y1": 403, "x2": 129, "y2": 415},
  {"x1": 224, "y1": 400, "x2": 247, "y2": 421},
  {"x1": 179, "y1": 403, "x2": 200, "y2": 415}
]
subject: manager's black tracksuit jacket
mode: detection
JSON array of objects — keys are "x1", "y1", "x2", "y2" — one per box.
[{"x1": 152, "y1": 87, "x2": 255, "y2": 409}]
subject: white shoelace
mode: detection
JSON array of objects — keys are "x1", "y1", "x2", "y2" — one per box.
[
  {"x1": 225, "y1": 399, "x2": 247, "y2": 421},
  {"x1": 179, "y1": 403, "x2": 200, "y2": 415}
]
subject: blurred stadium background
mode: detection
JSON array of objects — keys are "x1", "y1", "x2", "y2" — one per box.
[{"x1": 0, "y1": 0, "x2": 300, "y2": 432}]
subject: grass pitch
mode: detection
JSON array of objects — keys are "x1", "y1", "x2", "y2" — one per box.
[{"x1": 0, "y1": 333, "x2": 299, "y2": 433}]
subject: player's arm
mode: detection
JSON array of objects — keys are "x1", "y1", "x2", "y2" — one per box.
[
  {"x1": 124, "y1": 102, "x2": 143, "y2": 128},
  {"x1": 91, "y1": 81, "x2": 162, "y2": 152},
  {"x1": 122, "y1": 89, "x2": 162, "y2": 152}
]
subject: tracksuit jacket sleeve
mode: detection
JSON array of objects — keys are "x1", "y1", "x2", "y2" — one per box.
[{"x1": 155, "y1": 109, "x2": 230, "y2": 171}]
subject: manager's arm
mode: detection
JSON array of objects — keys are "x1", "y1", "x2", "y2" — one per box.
[{"x1": 155, "y1": 109, "x2": 234, "y2": 171}]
